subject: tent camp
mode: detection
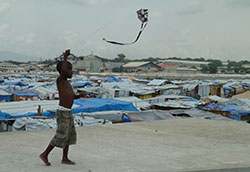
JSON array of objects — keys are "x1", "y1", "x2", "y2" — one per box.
[{"x1": 0, "y1": 98, "x2": 138, "y2": 120}]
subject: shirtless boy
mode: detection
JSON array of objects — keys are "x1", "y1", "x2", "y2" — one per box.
[{"x1": 40, "y1": 49, "x2": 81, "y2": 166}]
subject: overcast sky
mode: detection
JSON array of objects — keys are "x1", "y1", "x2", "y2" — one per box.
[{"x1": 1, "y1": 0, "x2": 250, "y2": 61}]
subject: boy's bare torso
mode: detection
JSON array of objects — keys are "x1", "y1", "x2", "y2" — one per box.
[{"x1": 57, "y1": 76, "x2": 74, "y2": 109}]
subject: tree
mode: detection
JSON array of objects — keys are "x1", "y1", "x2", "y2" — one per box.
[
  {"x1": 112, "y1": 53, "x2": 126, "y2": 62},
  {"x1": 40, "y1": 59, "x2": 54, "y2": 64},
  {"x1": 118, "y1": 53, "x2": 125, "y2": 60},
  {"x1": 207, "y1": 59, "x2": 223, "y2": 67},
  {"x1": 112, "y1": 67, "x2": 122, "y2": 73},
  {"x1": 208, "y1": 62, "x2": 218, "y2": 74},
  {"x1": 201, "y1": 64, "x2": 209, "y2": 73},
  {"x1": 201, "y1": 60, "x2": 221, "y2": 74},
  {"x1": 227, "y1": 61, "x2": 242, "y2": 73}
]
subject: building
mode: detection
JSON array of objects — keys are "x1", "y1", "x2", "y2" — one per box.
[
  {"x1": 157, "y1": 64, "x2": 177, "y2": 73},
  {"x1": 158, "y1": 60, "x2": 209, "y2": 74},
  {"x1": 10, "y1": 91, "x2": 39, "y2": 101},
  {"x1": 122, "y1": 62, "x2": 161, "y2": 73},
  {"x1": 176, "y1": 67, "x2": 201, "y2": 74},
  {"x1": 103, "y1": 62, "x2": 123, "y2": 72},
  {"x1": 161, "y1": 59, "x2": 210, "y2": 68},
  {"x1": 0, "y1": 62, "x2": 25, "y2": 73},
  {"x1": 21, "y1": 64, "x2": 42, "y2": 73},
  {"x1": 75, "y1": 54, "x2": 105, "y2": 72}
]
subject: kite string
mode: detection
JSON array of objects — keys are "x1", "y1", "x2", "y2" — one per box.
[
  {"x1": 74, "y1": 13, "x2": 134, "y2": 51},
  {"x1": 102, "y1": 9, "x2": 148, "y2": 45},
  {"x1": 103, "y1": 20, "x2": 148, "y2": 45}
]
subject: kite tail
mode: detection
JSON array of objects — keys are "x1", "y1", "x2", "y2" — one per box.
[{"x1": 103, "y1": 21, "x2": 148, "y2": 46}]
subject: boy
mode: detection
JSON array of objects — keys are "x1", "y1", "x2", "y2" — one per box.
[{"x1": 40, "y1": 49, "x2": 81, "y2": 166}]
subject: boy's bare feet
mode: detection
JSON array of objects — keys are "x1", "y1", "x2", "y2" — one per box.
[
  {"x1": 61, "y1": 159, "x2": 76, "y2": 165},
  {"x1": 39, "y1": 154, "x2": 51, "y2": 166}
]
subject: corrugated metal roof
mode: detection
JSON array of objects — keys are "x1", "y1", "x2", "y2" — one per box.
[
  {"x1": 0, "y1": 89, "x2": 11, "y2": 96},
  {"x1": 115, "y1": 96, "x2": 151, "y2": 110},
  {"x1": 123, "y1": 62, "x2": 150, "y2": 68},
  {"x1": 0, "y1": 100, "x2": 61, "y2": 115},
  {"x1": 182, "y1": 83, "x2": 199, "y2": 91},
  {"x1": 157, "y1": 64, "x2": 175, "y2": 68},
  {"x1": 147, "y1": 79, "x2": 166, "y2": 86},
  {"x1": 161, "y1": 59, "x2": 210, "y2": 65},
  {"x1": 177, "y1": 67, "x2": 197, "y2": 71}
]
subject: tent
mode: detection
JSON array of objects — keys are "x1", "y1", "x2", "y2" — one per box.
[
  {"x1": 0, "y1": 110, "x2": 12, "y2": 120},
  {"x1": 106, "y1": 77, "x2": 118, "y2": 82},
  {"x1": 4, "y1": 81, "x2": 26, "y2": 87},
  {"x1": 0, "y1": 98, "x2": 138, "y2": 120},
  {"x1": 0, "y1": 90, "x2": 12, "y2": 102},
  {"x1": 72, "y1": 82, "x2": 92, "y2": 87},
  {"x1": 73, "y1": 98, "x2": 138, "y2": 113},
  {"x1": 9, "y1": 91, "x2": 39, "y2": 101}
]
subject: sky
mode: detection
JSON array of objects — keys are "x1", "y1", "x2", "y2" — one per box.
[{"x1": 0, "y1": 0, "x2": 250, "y2": 61}]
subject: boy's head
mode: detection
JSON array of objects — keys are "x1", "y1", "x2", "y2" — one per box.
[{"x1": 56, "y1": 61, "x2": 73, "y2": 78}]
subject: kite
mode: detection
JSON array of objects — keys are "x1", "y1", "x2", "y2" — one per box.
[{"x1": 103, "y1": 9, "x2": 148, "y2": 45}]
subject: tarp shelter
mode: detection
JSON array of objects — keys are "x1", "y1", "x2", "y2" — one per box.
[
  {"x1": 115, "y1": 96, "x2": 151, "y2": 111},
  {"x1": 9, "y1": 91, "x2": 39, "y2": 101},
  {"x1": 0, "y1": 90, "x2": 12, "y2": 102},
  {"x1": 73, "y1": 98, "x2": 138, "y2": 113},
  {"x1": 229, "y1": 110, "x2": 250, "y2": 121},
  {"x1": 72, "y1": 82, "x2": 92, "y2": 87},
  {"x1": 0, "y1": 110, "x2": 12, "y2": 120},
  {"x1": 199, "y1": 104, "x2": 239, "y2": 112},
  {"x1": 106, "y1": 77, "x2": 118, "y2": 82},
  {"x1": 4, "y1": 81, "x2": 26, "y2": 87},
  {"x1": 0, "y1": 98, "x2": 138, "y2": 120}
]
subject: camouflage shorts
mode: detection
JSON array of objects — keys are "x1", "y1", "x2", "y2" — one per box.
[{"x1": 50, "y1": 110, "x2": 77, "y2": 148}]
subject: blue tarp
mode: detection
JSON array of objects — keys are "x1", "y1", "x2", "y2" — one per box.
[
  {"x1": 243, "y1": 85, "x2": 249, "y2": 89},
  {"x1": 223, "y1": 87, "x2": 234, "y2": 96},
  {"x1": 0, "y1": 98, "x2": 138, "y2": 120},
  {"x1": 199, "y1": 103, "x2": 250, "y2": 121},
  {"x1": 73, "y1": 98, "x2": 138, "y2": 113},
  {"x1": 199, "y1": 104, "x2": 239, "y2": 112},
  {"x1": 230, "y1": 110, "x2": 250, "y2": 115},
  {"x1": 106, "y1": 77, "x2": 118, "y2": 82},
  {"x1": 72, "y1": 82, "x2": 92, "y2": 87},
  {"x1": 9, "y1": 91, "x2": 39, "y2": 97},
  {"x1": 0, "y1": 95, "x2": 12, "y2": 102},
  {"x1": 22, "y1": 75, "x2": 32, "y2": 79},
  {"x1": 229, "y1": 110, "x2": 250, "y2": 121},
  {"x1": 0, "y1": 111, "x2": 12, "y2": 120},
  {"x1": 182, "y1": 98, "x2": 198, "y2": 102},
  {"x1": 4, "y1": 81, "x2": 26, "y2": 87}
]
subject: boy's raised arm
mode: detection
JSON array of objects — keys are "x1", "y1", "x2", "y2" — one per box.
[{"x1": 60, "y1": 49, "x2": 70, "y2": 77}]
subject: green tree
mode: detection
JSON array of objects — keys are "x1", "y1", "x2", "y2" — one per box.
[
  {"x1": 201, "y1": 64, "x2": 209, "y2": 73},
  {"x1": 112, "y1": 67, "x2": 122, "y2": 73},
  {"x1": 208, "y1": 62, "x2": 218, "y2": 74},
  {"x1": 112, "y1": 53, "x2": 126, "y2": 62},
  {"x1": 40, "y1": 59, "x2": 54, "y2": 64},
  {"x1": 227, "y1": 61, "x2": 242, "y2": 73},
  {"x1": 207, "y1": 59, "x2": 223, "y2": 66}
]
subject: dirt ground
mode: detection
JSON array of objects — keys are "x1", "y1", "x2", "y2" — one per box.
[{"x1": 1, "y1": 118, "x2": 250, "y2": 172}]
